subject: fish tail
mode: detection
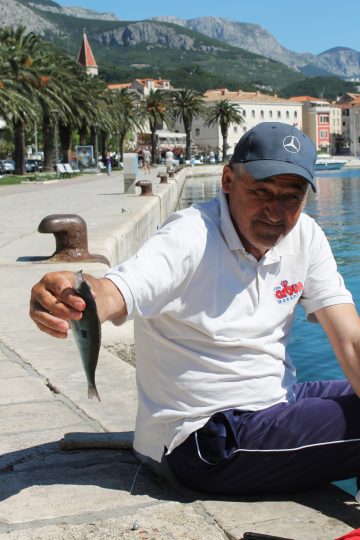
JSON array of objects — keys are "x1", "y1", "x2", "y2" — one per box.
[{"x1": 88, "y1": 384, "x2": 101, "y2": 402}]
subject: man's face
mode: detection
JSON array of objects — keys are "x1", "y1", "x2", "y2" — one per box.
[{"x1": 222, "y1": 164, "x2": 308, "y2": 260}]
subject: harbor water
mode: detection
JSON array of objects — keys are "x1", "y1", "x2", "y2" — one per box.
[{"x1": 179, "y1": 167, "x2": 360, "y2": 495}]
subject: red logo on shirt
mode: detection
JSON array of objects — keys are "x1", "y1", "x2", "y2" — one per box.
[{"x1": 274, "y1": 280, "x2": 303, "y2": 304}]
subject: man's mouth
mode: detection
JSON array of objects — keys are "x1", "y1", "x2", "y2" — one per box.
[{"x1": 257, "y1": 219, "x2": 285, "y2": 229}]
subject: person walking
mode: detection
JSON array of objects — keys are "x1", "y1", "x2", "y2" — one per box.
[
  {"x1": 30, "y1": 122, "x2": 360, "y2": 498},
  {"x1": 142, "y1": 147, "x2": 151, "y2": 174},
  {"x1": 105, "y1": 153, "x2": 111, "y2": 176},
  {"x1": 165, "y1": 149, "x2": 174, "y2": 173}
]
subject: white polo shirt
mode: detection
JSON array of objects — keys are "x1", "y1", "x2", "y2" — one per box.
[{"x1": 105, "y1": 191, "x2": 353, "y2": 462}]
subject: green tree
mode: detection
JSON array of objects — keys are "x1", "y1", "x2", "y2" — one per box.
[
  {"x1": 112, "y1": 88, "x2": 143, "y2": 163},
  {"x1": 205, "y1": 99, "x2": 244, "y2": 162},
  {"x1": 171, "y1": 89, "x2": 206, "y2": 160},
  {"x1": 143, "y1": 89, "x2": 173, "y2": 163},
  {"x1": 0, "y1": 27, "x2": 43, "y2": 174}
]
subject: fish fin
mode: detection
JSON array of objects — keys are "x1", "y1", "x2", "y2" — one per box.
[
  {"x1": 88, "y1": 385, "x2": 101, "y2": 402},
  {"x1": 73, "y1": 270, "x2": 83, "y2": 289}
]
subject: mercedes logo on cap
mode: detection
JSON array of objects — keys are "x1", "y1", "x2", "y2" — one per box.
[{"x1": 283, "y1": 135, "x2": 301, "y2": 153}]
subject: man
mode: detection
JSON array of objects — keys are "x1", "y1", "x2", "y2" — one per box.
[
  {"x1": 30, "y1": 122, "x2": 360, "y2": 496},
  {"x1": 142, "y1": 146, "x2": 151, "y2": 174},
  {"x1": 165, "y1": 149, "x2": 174, "y2": 172}
]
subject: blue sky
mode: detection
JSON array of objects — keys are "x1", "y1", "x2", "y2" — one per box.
[{"x1": 57, "y1": 0, "x2": 360, "y2": 55}]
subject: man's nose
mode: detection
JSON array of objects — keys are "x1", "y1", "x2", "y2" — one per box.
[{"x1": 265, "y1": 198, "x2": 286, "y2": 221}]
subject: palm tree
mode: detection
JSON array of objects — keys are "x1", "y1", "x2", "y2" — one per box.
[
  {"x1": 142, "y1": 89, "x2": 173, "y2": 163},
  {"x1": 113, "y1": 88, "x2": 143, "y2": 163},
  {"x1": 0, "y1": 27, "x2": 43, "y2": 174},
  {"x1": 36, "y1": 49, "x2": 78, "y2": 171},
  {"x1": 205, "y1": 99, "x2": 244, "y2": 162},
  {"x1": 171, "y1": 89, "x2": 206, "y2": 160}
]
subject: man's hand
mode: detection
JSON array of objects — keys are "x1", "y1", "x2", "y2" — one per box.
[
  {"x1": 30, "y1": 271, "x2": 128, "y2": 339},
  {"x1": 30, "y1": 271, "x2": 86, "y2": 339}
]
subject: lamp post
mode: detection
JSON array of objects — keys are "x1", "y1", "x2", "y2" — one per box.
[
  {"x1": 34, "y1": 122, "x2": 38, "y2": 157},
  {"x1": 51, "y1": 109, "x2": 59, "y2": 165},
  {"x1": 93, "y1": 123, "x2": 99, "y2": 171}
]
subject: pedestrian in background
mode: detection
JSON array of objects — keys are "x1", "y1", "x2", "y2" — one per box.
[
  {"x1": 165, "y1": 149, "x2": 174, "y2": 173},
  {"x1": 105, "y1": 153, "x2": 111, "y2": 176},
  {"x1": 142, "y1": 147, "x2": 151, "y2": 174}
]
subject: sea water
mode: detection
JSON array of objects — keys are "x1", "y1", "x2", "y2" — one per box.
[{"x1": 179, "y1": 168, "x2": 360, "y2": 496}]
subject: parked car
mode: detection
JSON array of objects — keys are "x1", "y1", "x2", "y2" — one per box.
[
  {"x1": 25, "y1": 159, "x2": 43, "y2": 173},
  {"x1": 0, "y1": 159, "x2": 15, "y2": 174}
]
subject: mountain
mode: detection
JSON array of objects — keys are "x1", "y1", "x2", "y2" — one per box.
[
  {"x1": 1, "y1": 0, "x2": 304, "y2": 92},
  {"x1": 153, "y1": 16, "x2": 360, "y2": 80},
  {"x1": 2, "y1": 1, "x2": 359, "y2": 91}
]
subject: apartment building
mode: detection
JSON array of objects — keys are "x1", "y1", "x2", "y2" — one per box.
[
  {"x1": 289, "y1": 96, "x2": 343, "y2": 154},
  {"x1": 108, "y1": 78, "x2": 172, "y2": 95},
  {"x1": 174, "y1": 89, "x2": 303, "y2": 157},
  {"x1": 336, "y1": 93, "x2": 360, "y2": 156}
]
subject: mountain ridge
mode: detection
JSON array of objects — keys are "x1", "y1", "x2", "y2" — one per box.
[
  {"x1": 2, "y1": 1, "x2": 360, "y2": 86},
  {"x1": 152, "y1": 15, "x2": 360, "y2": 80}
]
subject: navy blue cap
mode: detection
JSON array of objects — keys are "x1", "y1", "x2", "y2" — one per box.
[{"x1": 229, "y1": 122, "x2": 317, "y2": 192}]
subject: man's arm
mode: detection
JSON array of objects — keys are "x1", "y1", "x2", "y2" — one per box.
[
  {"x1": 30, "y1": 271, "x2": 127, "y2": 339},
  {"x1": 315, "y1": 303, "x2": 360, "y2": 396}
]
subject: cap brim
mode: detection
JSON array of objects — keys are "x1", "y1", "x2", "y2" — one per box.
[{"x1": 243, "y1": 160, "x2": 316, "y2": 192}]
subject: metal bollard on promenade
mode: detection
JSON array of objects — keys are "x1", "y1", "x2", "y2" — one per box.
[
  {"x1": 38, "y1": 214, "x2": 110, "y2": 265},
  {"x1": 135, "y1": 180, "x2": 154, "y2": 196}
]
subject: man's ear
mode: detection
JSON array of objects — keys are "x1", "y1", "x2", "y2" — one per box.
[{"x1": 221, "y1": 165, "x2": 234, "y2": 193}]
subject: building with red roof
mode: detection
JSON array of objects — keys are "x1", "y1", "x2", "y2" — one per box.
[
  {"x1": 289, "y1": 96, "x2": 342, "y2": 153},
  {"x1": 77, "y1": 31, "x2": 98, "y2": 76}
]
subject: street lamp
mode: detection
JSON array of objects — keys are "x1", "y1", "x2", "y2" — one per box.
[
  {"x1": 34, "y1": 121, "x2": 38, "y2": 157},
  {"x1": 51, "y1": 109, "x2": 59, "y2": 165},
  {"x1": 93, "y1": 123, "x2": 99, "y2": 165}
]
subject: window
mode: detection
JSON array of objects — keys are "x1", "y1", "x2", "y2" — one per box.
[
  {"x1": 260, "y1": 110, "x2": 264, "y2": 119},
  {"x1": 252, "y1": 110, "x2": 255, "y2": 118},
  {"x1": 269, "y1": 110, "x2": 273, "y2": 119},
  {"x1": 242, "y1": 110, "x2": 246, "y2": 118},
  {"x1": 277, "y1": 111, "x2": 281, "y2": 119},
  {"x1": 195, "y1": 128, "x2": 200, "y2": 136},
  {"x1": 286, "y1": 111, "x2": 289, "y2": 119},
  {"x1": 294, "y1": 111, "x2": 298, "y2": 118},
  {"x1": 234, "y1": 126, "x2": 238, "y2": 134},
  {"x1": 320, "y1": 129, "x2": 328, "y2": 138}
]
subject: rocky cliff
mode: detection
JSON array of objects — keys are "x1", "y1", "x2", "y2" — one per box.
[{"x1": 153, "y1": 16, "x2": 360, "y2": 79}]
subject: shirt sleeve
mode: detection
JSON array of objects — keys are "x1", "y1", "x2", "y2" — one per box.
[
  {"x1": 105, "y1": 215, "x2": 195, "y2": 319},
  {"x1": 299, "y1": 219, "x2": 353, "y2": 321}
]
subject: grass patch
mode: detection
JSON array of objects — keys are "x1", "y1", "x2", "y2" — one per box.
[
  {"x1": 0, "y1": 175, "x2": 26, "y2": 185},
  {"x1": 0, "y1": 172, "x2": 60, "y2": 185}
]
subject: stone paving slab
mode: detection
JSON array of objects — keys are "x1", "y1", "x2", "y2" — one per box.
[
  {"x1": 2, "y1": 501, "x2": 228, "y2": 540},
  {"x1": 202, "y1": 490, "x2": 360, "y2": 539}
]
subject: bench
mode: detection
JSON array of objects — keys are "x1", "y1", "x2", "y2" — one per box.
[
  {"x1": 64, "y1": 163, "x2": 80, "y2": 177},
  {"x1": 55, "y1": 163, "x2": 68, "y2": 178}
]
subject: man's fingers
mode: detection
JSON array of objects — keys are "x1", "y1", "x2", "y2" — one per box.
[
  {"x1": 30, "y1": 301, "x2": 73, "y2": 334},
  {"x1": 29, "y1": 271, "x2": 87, "y2": 338},
  {"x1": 33, "y1": 317, "x2": 69, "y2": 339},
  {"x1": 40, "y1": 273, "x2": 85, "y2": 311}
]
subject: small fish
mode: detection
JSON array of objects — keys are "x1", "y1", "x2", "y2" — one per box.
[{"x1": 71, "y1": 270, "x2": 101, "y2": 401}]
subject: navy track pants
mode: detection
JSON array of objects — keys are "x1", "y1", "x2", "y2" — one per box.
[{"x1": 166, "y1": 380, "x2": 360, "y2": 495}]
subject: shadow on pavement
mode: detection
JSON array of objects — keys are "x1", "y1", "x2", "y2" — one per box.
[{"x1": 0, "y1": 439, "x2": 187, "y2": 504}]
